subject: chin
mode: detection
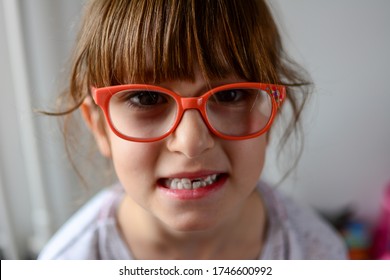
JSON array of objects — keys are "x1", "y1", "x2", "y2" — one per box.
[
  {"x1": 163, "y1": 213, "x2": 220, "y2": 233},
  {"x1": 173, "y1": 222, "x2": 216, "y2": 233}
]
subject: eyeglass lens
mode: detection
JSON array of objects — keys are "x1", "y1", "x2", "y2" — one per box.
[{"x1": 108, "y1": 87, "x2": 273, "y2": 140}]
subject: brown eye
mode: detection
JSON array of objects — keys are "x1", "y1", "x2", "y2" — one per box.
[
  {"x1": 127, "y1": 91, "x2": 167, "y2": 107},
  {"x1": 212, "y1": 89, "x2": 250, "y2": 105},
  {"x1": 212, "y1": 89, "x2": 246, "y2": 103}
]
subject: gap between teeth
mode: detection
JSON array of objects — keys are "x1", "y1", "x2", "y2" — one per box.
[{"x1": 166, "y1": 174, "x2": 218, "y2": 190}]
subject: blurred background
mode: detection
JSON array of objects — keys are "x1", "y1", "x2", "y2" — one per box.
[{"x1": 0, "y1": 0, "x2": 389, "y2": 259}]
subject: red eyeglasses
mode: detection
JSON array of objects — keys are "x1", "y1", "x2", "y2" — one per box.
[{"x1": 91, "y1": 82, "x2": 285, "y2": 142}]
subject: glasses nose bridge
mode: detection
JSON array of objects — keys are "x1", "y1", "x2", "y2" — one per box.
[
  {"x1": 180, "y1": 97, "x2": 204, "y2": 112},
  {"x1": 177, "y1": 96, "x2": 209, "y2": 127}
]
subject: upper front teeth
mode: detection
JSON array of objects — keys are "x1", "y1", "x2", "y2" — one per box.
[{"x1": 167, "y1": 174, "x2": 218, "y2": 190}]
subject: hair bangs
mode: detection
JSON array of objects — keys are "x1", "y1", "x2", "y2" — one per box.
[{"x1": 85, "y1": 0, "x2": 278, "y2": 88}]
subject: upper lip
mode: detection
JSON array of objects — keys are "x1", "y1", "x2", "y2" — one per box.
[{"x1": 160, "y1": 170, "x2": 226, "y2": 180}]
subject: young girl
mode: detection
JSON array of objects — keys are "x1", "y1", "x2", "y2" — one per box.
[{"x1": 39, "y1": 0, "x2": 347, "y2": 259}]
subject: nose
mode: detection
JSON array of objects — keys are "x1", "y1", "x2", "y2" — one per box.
[{"x1": 166, "y1": 109, "x2": 214, "y2": 158}]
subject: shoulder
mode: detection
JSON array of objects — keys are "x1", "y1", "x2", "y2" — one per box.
[
  {"x1": 259, "y1": 182, "x2": 348, "y2": 259},
  {"x1": 38, "y1": 186, "x2": 122, "y2": 260}
]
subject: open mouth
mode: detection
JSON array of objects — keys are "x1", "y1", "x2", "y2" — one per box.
[{"x1": 158, "y1": 173, "x2": 227, "y2": 190}]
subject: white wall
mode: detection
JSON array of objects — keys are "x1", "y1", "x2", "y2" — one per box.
[
  {"x1": 0, "y1": 0, "x2": 389, "y2": 259},
  {"x1": 0, "y1": 0, "x2": 89, "y2": 259},
  {"x1": 265, "y1": 0, "x2": 390, "y2": 223}
]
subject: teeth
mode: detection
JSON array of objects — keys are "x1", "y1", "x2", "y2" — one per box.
[
  {"x1": 182, "y1": 178, "x2": 191, "y2": 190},
  {"x1": 165, "y1": 174, "x2": 219, "y2": 190},
  {"x1": 170, "y1": 178, "x2": 180, "y2": 189}
]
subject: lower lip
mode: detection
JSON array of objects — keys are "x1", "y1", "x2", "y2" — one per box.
[{"x1": 157, "y1": 175, "x2": 228, "y2": 200}]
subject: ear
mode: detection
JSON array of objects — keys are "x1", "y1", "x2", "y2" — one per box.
[{"x1": 81, "y1": 96, "x2": 112, "y2": 158}]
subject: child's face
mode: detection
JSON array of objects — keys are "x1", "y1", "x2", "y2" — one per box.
[{"x1": 84, "y1": 71, "x2": 268, "y2": 232}]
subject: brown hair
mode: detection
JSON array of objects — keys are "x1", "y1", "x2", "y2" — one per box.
[{"x1": 52, "y1": 0, "x2": 311, "y2": 183}]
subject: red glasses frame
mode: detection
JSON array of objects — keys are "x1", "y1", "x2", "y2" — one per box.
[{"x1": 91, "y1": 82, "x2": 286, "y2": 142}]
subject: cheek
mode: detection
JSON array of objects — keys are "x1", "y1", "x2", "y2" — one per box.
[
  {"x1": 226, "y1": 136, "x2": 267, "y2": 186},
  {"x1": 109, "y1": 136, "x2": 162, "y2": 190}
]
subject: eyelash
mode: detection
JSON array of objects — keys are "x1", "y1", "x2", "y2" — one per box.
[{"x1": 122, "y1": 91, "x2": 167, "y2": 109}]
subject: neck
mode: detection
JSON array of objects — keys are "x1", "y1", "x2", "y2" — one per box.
[{"x1": 117, "y1": 190, "x2": 267, "y2": 259}]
